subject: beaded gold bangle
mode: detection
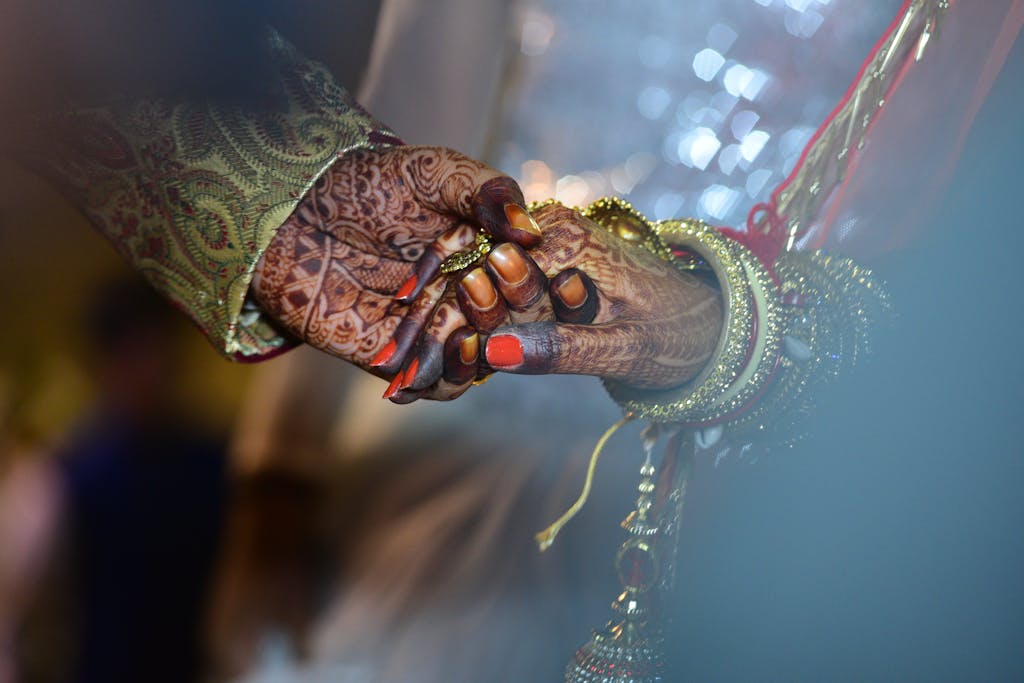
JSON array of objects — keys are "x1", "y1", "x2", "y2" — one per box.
[{"x1": 595, "y1": 217, "x2": 758, "y2": 422}]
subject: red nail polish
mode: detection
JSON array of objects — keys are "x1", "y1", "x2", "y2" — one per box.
[
  {"x1": 382, "y1": 372, "x2": 403, "y2": 399},
  {"x1": 396, "y1": 275, "x2": 418, "y2": 300},
  {"x1": 370, "y1": 339, "x2": 397, "y2": 367},
  {"x1": 399, "y1": 358, "x2": 419, "y2": 390},
  {"x1": 486, "y1": 335, "x2": 523, "y2": 368}
]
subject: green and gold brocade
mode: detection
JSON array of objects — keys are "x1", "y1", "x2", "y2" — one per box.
[{"x1": 22, "y1": 31, "x2": 399, "y2": 359}]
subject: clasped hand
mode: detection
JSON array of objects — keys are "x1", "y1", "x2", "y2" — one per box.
[{"x1": 252, "y1": 145, "x2": 722, "y2": 402}]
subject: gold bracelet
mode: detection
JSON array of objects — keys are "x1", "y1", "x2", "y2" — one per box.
[{"x1": 439, "y1": 232, "x2": 494, "y2": 274}]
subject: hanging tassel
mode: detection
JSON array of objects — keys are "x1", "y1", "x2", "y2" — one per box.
[{"x1": 563, "y1": 428, "x2": 691, "y2": 683}]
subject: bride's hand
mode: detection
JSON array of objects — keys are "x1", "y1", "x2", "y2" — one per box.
[
  {"x1": 250, "y1": 145, "x2": 543, "y2": 370},
  {"x1": 484, "y1": 203, "x2": 723, "y2": 388}
]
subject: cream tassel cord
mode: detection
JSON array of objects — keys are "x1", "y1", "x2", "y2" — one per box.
[{"x1": 534, "y1": 413, "x2": 634, "y2": 552}]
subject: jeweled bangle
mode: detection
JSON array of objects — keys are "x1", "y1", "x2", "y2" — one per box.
[{"x1": 725, "y1": 250, "x2": 891, "y2": 444}]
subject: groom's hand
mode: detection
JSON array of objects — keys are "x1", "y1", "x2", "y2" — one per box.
[{"x1": 250, "y1": 145, "x2": 541, "y2": 372}]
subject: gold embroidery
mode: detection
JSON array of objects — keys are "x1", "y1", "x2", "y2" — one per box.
[{"x1": 25, "y1": 30, "x2": 398, "y2": 358}]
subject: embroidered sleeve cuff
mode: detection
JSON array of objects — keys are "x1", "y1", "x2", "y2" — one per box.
[{"x1": 22, "y1": 29, "x2": 403, "y2": 360}]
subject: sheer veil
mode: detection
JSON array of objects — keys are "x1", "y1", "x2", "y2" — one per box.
[{"x1": 765, "y1": 0, "x2": 1024, "y2": 260}]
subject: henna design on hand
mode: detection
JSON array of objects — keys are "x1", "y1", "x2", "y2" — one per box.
[
  {"x1": 252, "y1": 220, "x2": 405, "y2": 367},
  {"x1": 484, "y1": 204, "x2": 724, "y2": 389},
  {"x1": 251, "y1": 145, "x2": 536, "y2": 376},
  {"x1": 389, "y1": 203, "x2": 721, "y2": 398},
  {"x1": 254, "y1": 143, "x2": 722, "y2": 398}
]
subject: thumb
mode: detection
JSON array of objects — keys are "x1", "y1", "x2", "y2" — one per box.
[
  {"x1": 484, "y1": 320, "x2": 659, "y2": 383},
  {"x1": 402, "y1": 146, "x2": 542, "y2": 248}
]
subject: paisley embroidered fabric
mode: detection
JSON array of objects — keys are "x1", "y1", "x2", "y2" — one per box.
[{"x1": 21, "y1": 30, "x2": 400, "y2": 359}]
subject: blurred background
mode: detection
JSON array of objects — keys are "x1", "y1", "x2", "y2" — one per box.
[{"x1": 1, "y1": 0, "x2": 1022, "y2": 681}]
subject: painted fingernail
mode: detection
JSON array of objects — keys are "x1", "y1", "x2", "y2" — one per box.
[
  {"x1": 556, "y1": 272, "x2": 587, "y2": 308},
  {"x1": 460, "y1": 333, "x2": 479, "y2": 364},
  {"x1": 395, "y1": 275, "x2": 418, "y2": 301},
  {"x1": 461, "y1": 268, "x2": 498, "y2": 308},
  {"x1": 486, "y1": 335, "x2": 523, "y2": 368},
  {"x1": 443, "y1": 327, "x2": 479, "y2": 384},
  {"x1": 382, "y1": 372, "x2": 403, "y2": 399},
  {"x1": 370, "y1": 339, "x2": 396, "y2": 367},
  {"x1": 399, "y1": 358, "x2": 420, "y2": 390},
  {"x1": 504, "y1": 204, "x2": 541, "y2": 238},
  {"x1": 488, "y1": 243, "x2": 529, "y2": 284}
]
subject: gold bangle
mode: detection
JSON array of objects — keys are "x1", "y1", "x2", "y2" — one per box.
[
  {"x1": 578, "y1": 197, "x2": 781, "y2": 425},
  {"x1": 600, "y1": 219, "x2": 758, "y2": 423}
]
